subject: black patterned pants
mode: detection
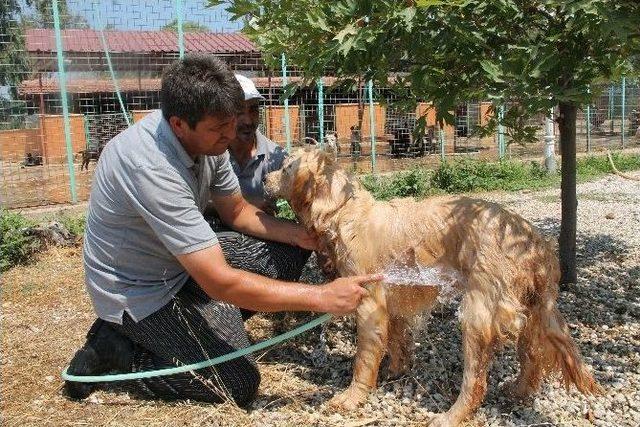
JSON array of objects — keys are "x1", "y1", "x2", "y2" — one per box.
[{"x1": 97, "y1": 226, "x2": 311, "y2": 404}]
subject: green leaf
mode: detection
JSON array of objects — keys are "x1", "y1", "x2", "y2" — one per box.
[
  {"x1": 479, "y1": 60, "x2": 505, "y2": 83},
  {"x1": 307, "y1": 10, "x2": 331, "y2": 32},
  {"x1": 399, "y1": 7, "x2": 417, "y2": 29},
  {"x1": 416, "y1": 0, "x2": 451, "y2": 7},
  {"x1": 334, "y1": 23, "x2": 357, "y2": 43}
]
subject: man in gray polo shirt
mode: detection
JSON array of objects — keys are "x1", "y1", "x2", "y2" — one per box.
[{"x1": 65, "y1": 54, "x2": 378, "y2": 405}]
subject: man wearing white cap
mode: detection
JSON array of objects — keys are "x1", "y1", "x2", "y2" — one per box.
[
  {"x1": 229, "y1": 74, "x2": 285, "y2": 213},
  {"x1": 206, "y1": 73, "x2": 310, "y2": 298}
]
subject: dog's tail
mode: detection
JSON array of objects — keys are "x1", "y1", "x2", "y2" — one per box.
[{"x1": 515, "y1": 261, "x2": 601, "y2": 396}]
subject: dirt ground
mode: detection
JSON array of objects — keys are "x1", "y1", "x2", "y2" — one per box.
[{"x1": 1, "y1": 172, "x2": 639, "y2": 426}]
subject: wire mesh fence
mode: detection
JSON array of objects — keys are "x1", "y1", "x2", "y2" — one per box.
[{"x1": 1, "y1": 1, "x2": 639, "y2": 209}]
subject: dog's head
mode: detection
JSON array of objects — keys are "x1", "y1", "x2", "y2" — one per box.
[{"x1": 265, "y1": 147, "x2": 358, "y2": 228}]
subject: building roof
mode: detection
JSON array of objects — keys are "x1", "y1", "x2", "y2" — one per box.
[
  {"x1": 19, "y1": 78, "x2": 162, "y2": 95},
  {"x1": 26, "y1": 29, "x2": 257, "y2": 54},
  {"x1": 18, "y1": 76, "x2": 342, "y2": 96}
]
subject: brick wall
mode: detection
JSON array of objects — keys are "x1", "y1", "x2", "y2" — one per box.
[
  {"x1": 41, "y1": 114, "x2": 87, "y2": 163},
  {"x1": 0, "y1": 128, "x2": 40, "y2": 161}
]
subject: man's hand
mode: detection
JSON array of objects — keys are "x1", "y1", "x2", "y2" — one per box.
[
  {"x1": 213, "y1": 192, "x2": 317, "y2": 249},
  {"x1": 317, "y1": 274, "x2": 383, "y2": 316},
  {"x1": 292, "y1": 225, "x2": 318, "y2": 251}
]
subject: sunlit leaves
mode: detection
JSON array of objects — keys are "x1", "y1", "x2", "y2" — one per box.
[{"x1": 212, "y1": 0, "x2": 640, "y2": 142}]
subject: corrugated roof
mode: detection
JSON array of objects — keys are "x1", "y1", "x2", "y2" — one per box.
[{"x1": 26, "y1": 29, "x2": 257, "y2": 54}]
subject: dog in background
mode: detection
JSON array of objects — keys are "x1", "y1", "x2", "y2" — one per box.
[
  {"x1": 324, "y1": 131, "x2": 339, "y2": 158},
  {"x1": 265, "y1": 149, "x2": 600, "y2": 427},
  {"x1": 79, "y1": 146, "x2": 103, "y2": 171}
]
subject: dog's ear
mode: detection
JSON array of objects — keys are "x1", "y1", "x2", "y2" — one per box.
[
  {"x1": 308, "y1": 156, "x2": 354, "y2": 225},
  {"x1": 289, "y1": 164, "x2": 317, "y2": 215},
  {"x1": 309, "y1": 148, "x2": 335, "y2": 169}
]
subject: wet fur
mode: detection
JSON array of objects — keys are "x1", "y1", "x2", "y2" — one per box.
[{"x1": 265, "y1": 149, "x2": 601, "y2": 426}]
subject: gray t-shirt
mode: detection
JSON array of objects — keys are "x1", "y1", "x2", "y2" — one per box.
[
  {"x1": 83, "y1": 110, "x2": 240, "y2": 324},
  {"x1": 229, "y1": 130, "x2": 286, "y2": 211}
]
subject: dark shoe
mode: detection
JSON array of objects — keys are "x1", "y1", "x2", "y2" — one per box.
[
  {"x1": 64, "y1": 319, "x2": 134, "y2": 400},
  {"x1": 64, "y1": 345, "x2": 104, "y2": 399}
]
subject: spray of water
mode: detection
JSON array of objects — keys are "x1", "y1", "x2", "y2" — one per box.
[
  {"x1": 312, "y1": 264, "x2": 463, "y2": 361},
  {"x1": 381, "y1": 263, "x2": 462, "y2": 304}
]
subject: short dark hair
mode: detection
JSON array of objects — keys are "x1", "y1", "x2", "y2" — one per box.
[{"x1": 160, "y1": 54, "x2": 244, "y2": 128}]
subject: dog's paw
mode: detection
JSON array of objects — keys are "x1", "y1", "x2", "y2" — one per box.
[
  {"x1": 427, "y1": 413, "x2": 457, "y2": 427},
  {"x1": 327, "y1": 386, "x2": 369, "y2": 411}
]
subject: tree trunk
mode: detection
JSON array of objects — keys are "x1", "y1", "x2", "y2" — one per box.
[{"x1": 558, "y1": 102, "x2": 577, "y2": 286}]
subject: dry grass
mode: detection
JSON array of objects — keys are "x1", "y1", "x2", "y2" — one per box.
[
  {"x1": 0, "y1": 247, "x2": 380, "y2": 426},
  {"x1": 0, "y1": 247, "x2": 243, "y2": 426}
]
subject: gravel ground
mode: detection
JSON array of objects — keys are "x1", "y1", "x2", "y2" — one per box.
[
  {"x1": 240, "y1": 172, "x2": 640, "y2": 427},
  {"x1": 2, "y1": 172, "x2": 639, "y2": 426}
]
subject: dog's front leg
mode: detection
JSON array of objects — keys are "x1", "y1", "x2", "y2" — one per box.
[
  {"x1": 329, "y1": 286, "x2": 388, "y2": 411},
  {"x1": 387, "y1": 316, "x2": 414, "y2": 378}
]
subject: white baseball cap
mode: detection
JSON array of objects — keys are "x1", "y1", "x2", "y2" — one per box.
[{"x1": 235, "y1": 74, "x2": 265, "y2": 101}]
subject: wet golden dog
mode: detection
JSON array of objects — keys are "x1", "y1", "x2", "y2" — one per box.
[{"x1": 265, "y1": 149, "x2": 600, "y2": 426}]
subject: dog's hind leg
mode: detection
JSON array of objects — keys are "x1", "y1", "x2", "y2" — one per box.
[
  {"x1": 507, "y1": 296, "x2": 601, "y2": 399},
  {"x1": 429, "y1": 291, "x2": 496, "y2": 427},
  {"x1": 329, "y1": 286, "x2": 388, "y2": 411},
  {"x1": 505, "y1": 300, "x2": 548, "y2": 399},
  {"x1": 387, "y1": 316, "x2": 414, "y2": 378}
]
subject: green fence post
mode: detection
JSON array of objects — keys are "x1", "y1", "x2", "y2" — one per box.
[
  {"x1": 465, "y1": 101, "x2": 471, "y2": 136},
  {"x1": 608, "y1": 85, "x2": 614, "y2": 133},
  {"x1": 52, "y1": 0, "x2": 77, "y2": 204},
  {"x1": 281, "y1": 53, "x2": 291, "y2": 151},
  {"x1": 439, "y1": 126, "x2": 445, "y2": 161},
  {"x1": 544, "y1": 107, "x2": 556, "y2": 172},
  {"x1": 586, "y1": 85, "x2": 591, "y2": 153},
  {"x1": 586, "y1": 104, "x2": 591, "y2": 153},
  {"x1": 317, "y1": 78, "x2": 324, "y2": 148},
  {"x1": 83, "y1": 115, "x2": 90, "y2": 149},
  {"x1": 367, "y1": 79, "x2": 376, "y2": 174},
  {"x1": 621, "y1": 76, "x2": 626, "y2": 148},
  {"x1": 175, "y1": 0, "x2": 184, "y2": 59},
  {"x1": 497, "y1": 105, "x2": 505, "y2": 159},
  {"x1": 98, "y1": 28, "x2": 131, "y2": 126}
]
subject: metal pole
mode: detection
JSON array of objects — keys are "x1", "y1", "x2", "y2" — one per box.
[
  {"x1": 497, "y1": 105, "x2": 505, "y2": 159},
  {"x1": 608, "y1": 85, "x2": 614, "y2": 133},
  {"x1": 281, "y1": 53, "x2": 291, "y2": 151},
  {"x1": 586, "y1": 86, "x2": 591, "y2": 153},
  {"x1": 367, "y1": 80, "x2": 376, "y2": 174},
  {"x1": 439, "y1": 126, "x2": 445, "y2": 161},
  {"x1": 52, "y1": 0, "x2": 77, "y2": 204},
  {"x1": 175, "y1": 0, "x2": 184, "y2": 59},
  {"x1": 38, "y1": 74, "x2": 48, "y2": 162},
  {"x1": 544, "y1": 107, "x2": 556, "y2": 173},
  {"x1": 83, "y1": 114, "x2": 90, "y2": 149},
  {"x1": 98, "y1": 28, "x2": 131, "y2": 126},
  {"x1": 465, "y1": 101, "x2": 471, "y2": 136},
  {"x1": 317, "y1": 78, "x2": 324, "y2": 148},
  {"x1": 621, "y1": 76, "x2": 626, "y2": 148},
  {"x1": 586, "y1": 104, "x2": 591, "y2": 153}
]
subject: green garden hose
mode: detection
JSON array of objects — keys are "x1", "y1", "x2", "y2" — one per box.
[{"x1": 62, "y1": 313, "x2": 332, "y2": 383}]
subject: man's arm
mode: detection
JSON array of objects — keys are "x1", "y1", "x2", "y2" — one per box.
[
  {"x1": 212, "y1": 191, "x2": 315, "y2": 250},
  {"x1": 176, "y1": 244, "x2": 378, "y2": 315}
]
